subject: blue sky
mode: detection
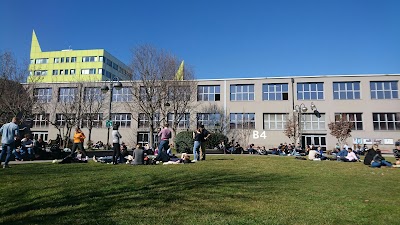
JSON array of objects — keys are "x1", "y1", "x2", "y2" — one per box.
[{"x1": 1, "y1": 0, "x2": 399, "y2": 79}]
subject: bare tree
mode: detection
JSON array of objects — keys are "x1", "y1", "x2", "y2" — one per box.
[
  {"x1": 283, "y1": 113, "x2": 298, "y2": 144},
  {"x1": 0, "y1": 51, "x2": 39, "y2": 126},
  {"x1": 127, "y1": 45, "x2": 196, "y2": 148},
  {"x1": 166, "y1": 66, "x2": 198, "y2": 140},
  {"x1": 80, "y1": 82, "x2": 106, "y2": 147},
  {"x1": 197, "y1": 103, "x2": 229, "y2": 134},
  {"x1": 328, "y1": 117, "x2": 353, "y2": 146}
]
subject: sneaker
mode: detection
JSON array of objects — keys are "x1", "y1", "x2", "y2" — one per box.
[{"x1": 3, "y1": 165, "x2": 10, "y2": 169}]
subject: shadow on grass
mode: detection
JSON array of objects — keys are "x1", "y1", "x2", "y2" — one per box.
[{"x1": 0, "y1": 162, "x2": 301, "y2": 225}]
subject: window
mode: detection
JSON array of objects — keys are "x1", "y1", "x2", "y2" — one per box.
[
  {"x1": 230, "y1": 84, "x2": 255, "y2": 101},
  {"x1": 33, "y1": 114, "x2": 49, "y2": 128},
  {"x1": 60, "y1": 57, "x2": 64, "y2": 63},
  {"x1": 32, "y1": 132, "x2": 48, "y2": 142},
  {"x1": 230, "y1": 113, "x2": 255, "y2": 129},
  {"x1": 54, "y1": 58, "x2": 60, "y2": 63},
  {"x1": 60, "y1": 70, "x2": 65, "y2": 75},
  {"x1": 301, "y1": 113, "x2": 326, "y2": 130},
  {"x1": 30, "y1": 59, "x2": 34, "y2": 64},
  {"x1": 81, "y1": 113, "x2": 103, "y2": 128},
  {"x1": 58, "y1": 87, "x2": 77, "y2": 102},
  {"x1": 34, "y1": 88, "x2": 52, "y2": 103},
  {"x1": 333, "y1": 82, "x2": 361, "y2": 100},
  {"x1": 335, "y1": 113, "x2": 363, "y2": 130},
  {"x1": 370, "y1": 81, "x2": 398, "y2": 99},
  {"x1": 111, "y1": 113, "x2": 131, "y2": 128},
  {"x1": 168, "y1": 113, "x2": 190, "y2": 129},
  {"x1": 197, "y1": 113, "x2": 221, "y2": 128},
  {"x1": 55, "y1": 114, "x2": 75, "y2": 127},
  {"x1": 112, "y1": 62, "x2": 118, "y2": 70},
  {"x1": 106, "y1": 58, "x2": 113, "y2": 67},
  {"x1": 112, "y1": 87, "x2": 132, "y2": 102},
  {"x1": 138, "y1": 113, "x2": 161, "y2": 128},
  {"x1": 197, "y1": 85, "x2": 220, "y2": 101},
  {"x1": 99, "y1": 56, "x2": 104, "y2": 62},
  {"x1": 70, "y1": 69, "x2": 76, "y2": 75},
  {"x1": 168, "y1": 86, "x2": 191, "y2": 101},
  {"x1": 71, "y1": 57, "x2": 76, "y2": 62},
  {"x1": 35, "y1": 58, "x2": 48, "y2": 64},
  {"x1": 139, "y1": 86, "x2": 160, "y2": 102},
  {"x1": 263, "y1": 113, "x2": 288, "y2": 130},
  {"x1": 82, "y1": 56, "x2": 97, "y2": 62},
  {"x1": 372, "y1": 113, "x2": 400, "y2": 130},
  {"x1": 34, "y1": 70, "x2": 47, "y2": 76},
  {"x1": 84, "y1": 87, "x2": 103, "y2": 102},
  {"x1": 262, "y1": 83, "x2": 289, "y2": 100},
  {"x1": 297, "y1": 82, "x2": 324, "y2": 100},
  {"x1": 65, "y1": 57, "x2": 70, "y2": 63},
  {"x1": 105, "y1": 71, "x2": 112, "y2": 79},
  {"x1": 81, "y1": 69, "x2": 96, "y2": 75},
  {"x1": 137, "y1": 132, "x2": 159, "y2": 146},
  {"x1": 98, "y1": 68, "x2": 104, "y2": 75},
  {"x1": 52, "y1": 70, "x2": 59, "y2": 75},
  {"x1": 65, "y1": 69, "x2": 69, "y2": 75}
]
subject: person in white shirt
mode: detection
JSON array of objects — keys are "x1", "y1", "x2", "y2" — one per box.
[{"x1": 342, "y1": 148, "x2": 359, "y2": 162}]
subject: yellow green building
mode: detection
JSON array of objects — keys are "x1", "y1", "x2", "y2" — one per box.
[{"x1": 28, "y1": 30, "x2": 131, "y2": 83}]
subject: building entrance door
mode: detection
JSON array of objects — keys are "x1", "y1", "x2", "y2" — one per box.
[{"x1": 302, "y1": 134, "x2": 327, "y2": 150}]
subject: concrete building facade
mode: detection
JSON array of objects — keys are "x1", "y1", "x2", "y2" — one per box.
[{"x1": 28, "y1": 74, "x2": 400, "y2": 151}]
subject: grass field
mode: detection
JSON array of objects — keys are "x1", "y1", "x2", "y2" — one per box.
[{"x1": 0, "y1": 155, "x2": 399, "y2": 225}]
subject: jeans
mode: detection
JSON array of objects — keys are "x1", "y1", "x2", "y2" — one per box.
[
  {"x1": 371, "y1": 160, "x2": 392, "y2": 168},
  {"x1": 193, "y1": 141, "x2": 201, "y2": 161},
  {"x1": 1, "y1": 143, "x2": 15, "y2": 166},
  {"x1": 71, "y1": 143, "x2": 87, "y2": 158},
  {"x1": 112, "y1": 143, "x2": 121, "y2": 164},
  {"x1": 200, "y1": 141, "x2": 207, "y2": 160},
  {"x1": 158, "y1": 140, "x2": 169, "y2": 154},
  {"x1": 26, "y1": 147, "x2": 35, "y2": 160},
  {"x1": 13, "y1": 149, "x2": 26, "y2": 160}
]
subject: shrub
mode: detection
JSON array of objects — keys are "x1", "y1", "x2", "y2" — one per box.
[
  {"x1": 174, "y1": 131, "x2": 229, "y2": 153},
  {"x1": 174, "y1": 131, "x2": 194, "y2": 153},
  {"x1": 206, "y1": 132, "x2": 228, "y2": 149}
]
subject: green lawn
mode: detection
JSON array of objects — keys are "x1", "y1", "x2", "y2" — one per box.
[{"x1": 0, "y1": 155, "x2": 399, "y2": 225}]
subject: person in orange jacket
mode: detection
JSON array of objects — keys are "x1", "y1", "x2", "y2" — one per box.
[{"x1": 71, "y1": 127, "x2": 87, "y2": 159}]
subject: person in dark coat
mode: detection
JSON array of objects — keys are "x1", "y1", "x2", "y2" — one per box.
[{"x1": 364, "y1": 144, "x2": 379, "y2": 166}]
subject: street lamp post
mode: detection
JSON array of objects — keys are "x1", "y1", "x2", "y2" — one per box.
[
  {"x1": 293, "y1": 102, "x2": 318, "y2": 150},
  {"x1": 101, "y1": 79, "x2": 122, "y2": 150}
]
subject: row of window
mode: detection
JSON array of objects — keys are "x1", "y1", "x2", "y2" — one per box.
[
  {"x1": 32, "y1": 112, "x2": 400, "y2": 131},
  {"x1": 35, "y1": 68, "x2": 120, "y2": 78},
  {"x1": 31, "y1": 56, "x2": 131, "y2": 76},
  {"x1": 199, "y1": 81, "x2": 399, "y2": 101},
  {"x1": 34, "y1": 80, "x2": 399, "y2": 104}
]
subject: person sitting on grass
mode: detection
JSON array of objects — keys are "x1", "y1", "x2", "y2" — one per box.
[
  {"x1": 371, "y1": 150, "x2": 392, "y2": 168},
  {"x1": 308, "y1": 148, "x2": 320, "y2": 160},
  {"x1": 364, "y1": 144, "x2": 379, "y2": 166},
  {"x1": 336, "y1": 147, "x2": 348, "y2": 161},
  {"x1": 132, "y1": 144, "x2": 145, "y2": 165},
  {"x1": 340, "y1": 148, "x2": 359, "y2": 162}
]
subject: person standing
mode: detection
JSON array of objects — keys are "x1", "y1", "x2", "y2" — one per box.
[
  {"x1": 199, "y1": 124, "x2": 211, "y2": 161},
  {"x1": 112, "y1": 124, "x2": 122, "y2": 165},
  {"x1": 71, "y1": 127, "x2": 87, "y2": 159},
  {"x1": 0, "y1": 117, "x2": 20, "y2": 168},
  {"x1": 156, "y1": 123, "x2": 171, "y2": 162},
  {"x1": 192, "y1": 126, "x2": 203, "y2": 161}
]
